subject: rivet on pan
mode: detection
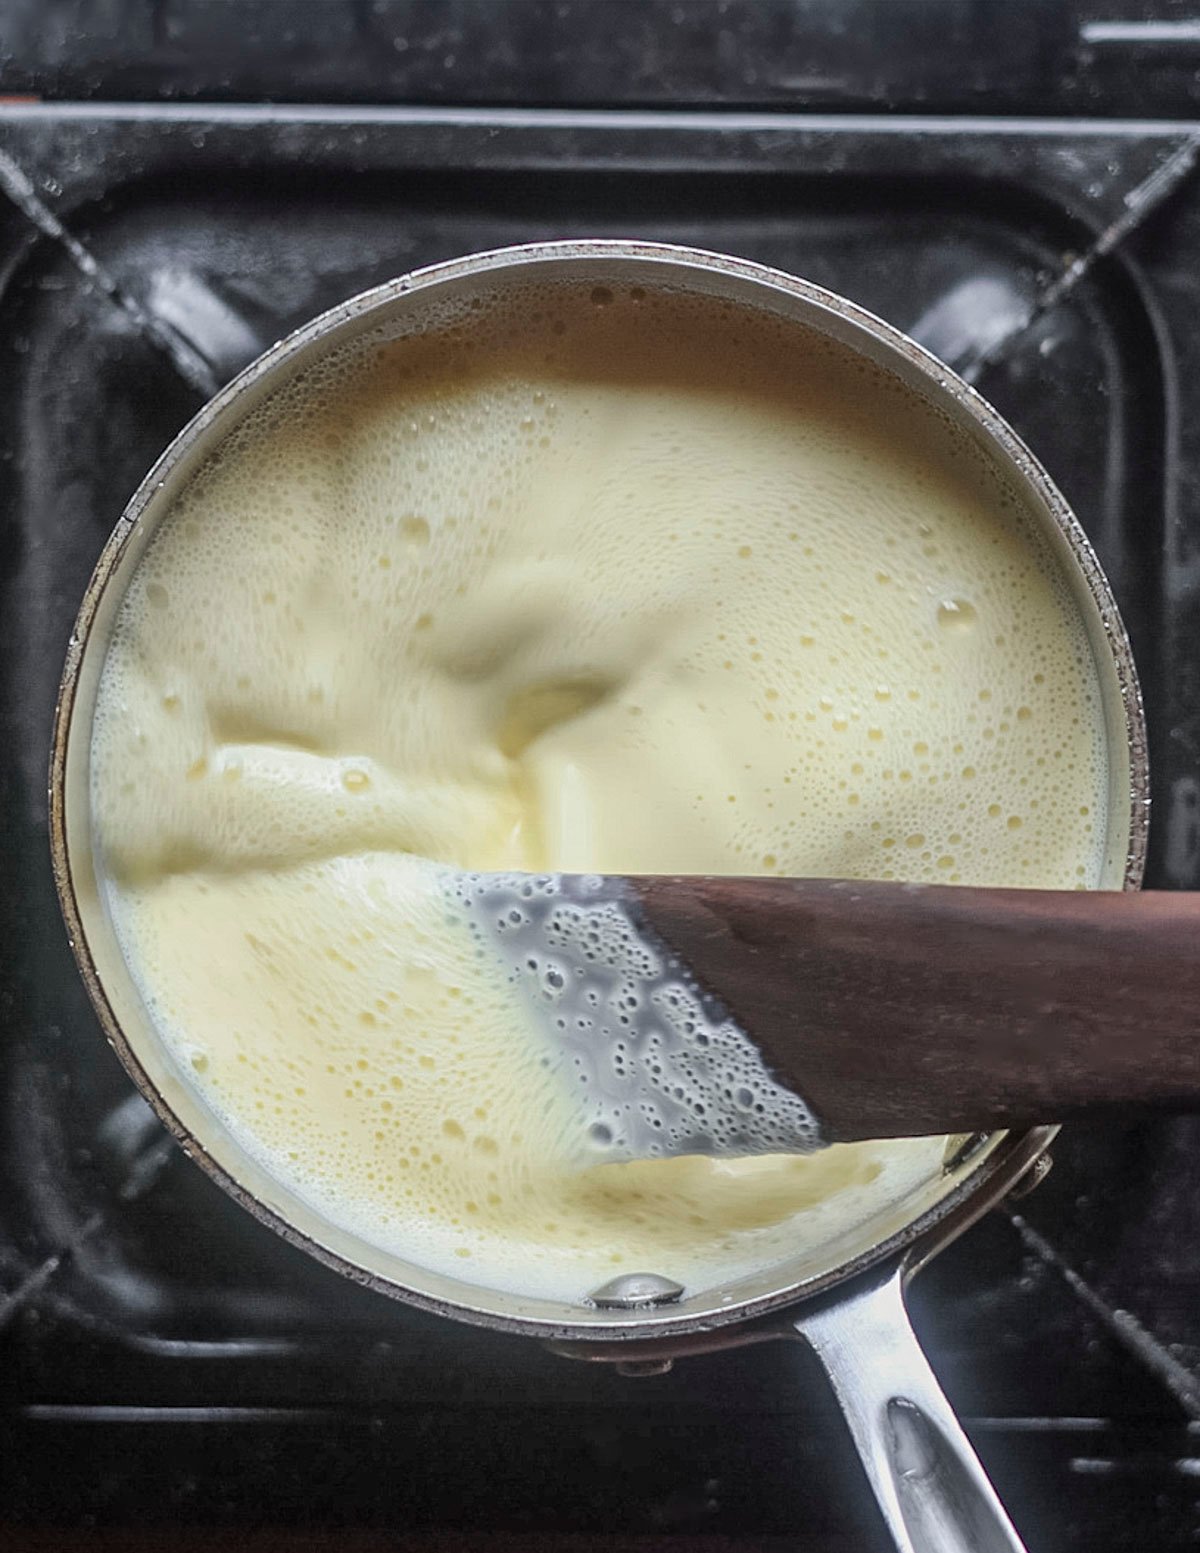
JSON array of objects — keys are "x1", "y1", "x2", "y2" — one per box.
[
  {"x1": 615, "y1": 1357, "x2": 675, "y2": 1378},
  {"x1": 588, "y1": 1272, "x2": 685, "y2": 1309},
  {"x1": 1006, "y1": 1151, "x2": 1054, "y2": 1201}
]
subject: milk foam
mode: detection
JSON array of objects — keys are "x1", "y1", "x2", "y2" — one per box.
[
  {"x1": 452, "y1": 871, "x2": 822, "y2": 1159},
  {"x1": 90, "y1": 280, "x2": 1109, "y2": 1302}
]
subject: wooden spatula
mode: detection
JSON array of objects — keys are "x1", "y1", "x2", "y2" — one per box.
[{"x1": 454, "y1": 872, "x2": 1197, "y2": 1157}]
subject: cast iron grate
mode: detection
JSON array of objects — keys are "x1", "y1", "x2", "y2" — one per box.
[{"x1": 3, "y1": 104, "x2": 1200, "y2": 1548}]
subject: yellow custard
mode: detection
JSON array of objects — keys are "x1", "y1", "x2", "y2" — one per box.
[{"x1": 91, "y1": 283, "x2": 1108, "y2": 1301}]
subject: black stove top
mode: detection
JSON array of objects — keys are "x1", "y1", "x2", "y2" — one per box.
[{"x1": 5, "y1": 9, "x2": 1200, "y2": 1549}]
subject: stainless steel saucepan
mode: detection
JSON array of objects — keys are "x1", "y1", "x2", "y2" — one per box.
[{"x1": 49, "y1": 242, "x2": 1149, "y2": 1553}]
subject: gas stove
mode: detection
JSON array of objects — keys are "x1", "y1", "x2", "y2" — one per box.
[{"x1": 5, "y1": 11, "x2": 1200, "y2": 1549}]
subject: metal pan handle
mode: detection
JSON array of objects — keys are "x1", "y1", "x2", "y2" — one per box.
[{"x1": 794, "y1": 1263, "x2": 1027, "y2": 1553}]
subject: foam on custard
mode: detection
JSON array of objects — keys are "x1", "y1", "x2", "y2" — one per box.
[
  {"x1": 450, "y1": 870, "x2": 822, "y2": 1161},
  {"x1": 90, "y1": 280, "x2": 1109, "y2": 1302}
]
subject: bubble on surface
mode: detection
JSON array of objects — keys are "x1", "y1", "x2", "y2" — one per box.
[{"x1": 937, "y1": 598, "x2": 978, "y2": 633}]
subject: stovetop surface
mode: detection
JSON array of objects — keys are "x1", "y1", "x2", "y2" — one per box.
[{"x1": 5, "y1": 22, "x2": 1200, "y2": 1549}]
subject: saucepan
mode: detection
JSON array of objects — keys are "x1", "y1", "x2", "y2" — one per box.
[{"x1": 49, "y1": 242, "x2": 1149, "y2": 1553}]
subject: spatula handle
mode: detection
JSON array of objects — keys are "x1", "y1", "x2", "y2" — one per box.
[{"x1": 630, "y1": 879, "x2": 1200, "y2": 1141}]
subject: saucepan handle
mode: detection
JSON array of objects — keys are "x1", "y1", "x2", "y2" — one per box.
[{"x1": 793, "y1": 1263, "x2": 1027, "y2": 1553}]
